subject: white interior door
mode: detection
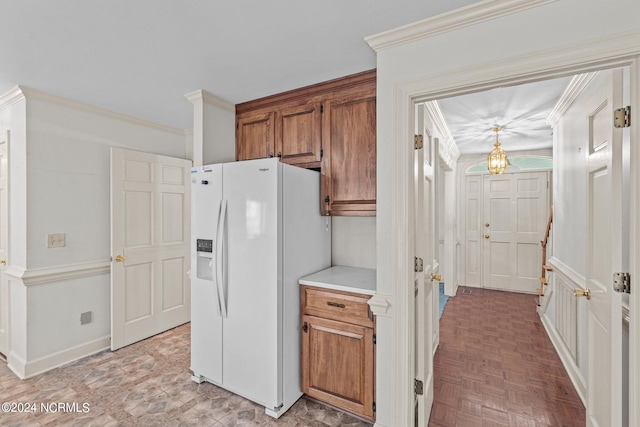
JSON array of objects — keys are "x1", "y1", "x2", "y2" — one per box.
[
  {"x1": 464, "y1": 174, "x2": 482, "y2": 287},
  {"x1": 414, "y1": 105, "x2": 434, "y2": 426},
  {"x1": 482, "y1": 171, "x2": 548, "y2": 293},
  {"x1": 583, "y1": 69, "x2": 624, "y2": 427},
  {"x1": 111, "y1": 147, "x2": 191, "y2": 350},
  {"x1": 0, "y1": 131, "x2": 8, "y2": 357}
]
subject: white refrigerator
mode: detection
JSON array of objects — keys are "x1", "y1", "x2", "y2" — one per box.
[{"x1": 190, "y1": 158, "x2": 331, "y2": 418}]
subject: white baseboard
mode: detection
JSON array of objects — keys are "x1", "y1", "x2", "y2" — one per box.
[
  {"x1": 540, "y1": 314, "x2": 586, "y2": 404},
  {"x1": 8, "y1": 335, "x2": 110, "y2": 379}
]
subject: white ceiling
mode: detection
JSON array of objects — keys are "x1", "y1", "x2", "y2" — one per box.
[
  {"x1": 436, "y1": 76, "x2": 572, "y2": 155},
  {"x1": 0, "y1": 0, "x2": 478, "y2": 130},
  {"x1": 0, "y1": 1, "x2": 572, "y2": 154}
]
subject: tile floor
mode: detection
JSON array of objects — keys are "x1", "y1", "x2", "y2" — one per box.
[
  {"x1": 0, "y1": 323, "x2": 371, "y2": 427},
  {"x1": 428, "y1": 286, "x2": 586, "y2": 427}
]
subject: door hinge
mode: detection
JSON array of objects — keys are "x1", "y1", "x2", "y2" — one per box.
[
  {"x1": 373, "y1": 334, "x2": 376, "y2": 345},
  {"x1": 320, "y1": 104, "x2": 324, "y2": 113},
  {"x1": 613, "y1": 272, "x2": 631, "y2": 294},
  {"x1": 414, "y1": 257, "x2": 424, "y2": 272},
  {"x1": 614, "y1": 106, "x2": 631, "y2": 128},
  {"x1": 372, "y1": 401, "x2": 376, "y2": 413},
  {"x1": 414, "y1": 379, "x2": 424, "y2": 395},
  {"x1": 414, "y1": 134, "x2": 424, "y2": 149}
]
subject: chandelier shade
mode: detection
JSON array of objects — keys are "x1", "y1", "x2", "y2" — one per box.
[{"x1": 487, "y1": 126, "x2": 509, "y2": 175}]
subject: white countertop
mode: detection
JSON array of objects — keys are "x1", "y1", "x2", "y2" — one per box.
[{"x1": 298, "y1": 265, "x2": 376, "y2": 295}]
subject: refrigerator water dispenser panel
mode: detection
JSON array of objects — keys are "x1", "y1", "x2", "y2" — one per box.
[
  {"x1": 197, "y1": 239, "x2": 213, "y2": 252},
  {"x1": 196, "y1": 238, "x2": 214, "y2": 281}
]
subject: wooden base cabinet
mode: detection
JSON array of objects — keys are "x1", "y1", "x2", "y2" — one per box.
[{"x1": 300, "y1": 286, "x2": 375, "y2": 421}]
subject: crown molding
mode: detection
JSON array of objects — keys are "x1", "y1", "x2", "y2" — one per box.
[
  {"x1": 16, "y1": 86, "x2": 186, "y2": 136},
  {"x1": 424, "y1": 100, "x2": 460, "y2": 170},
  {"x1": 546, "y1": 72, "x2": 598, "y2": 126},
  {"x1": 185, "y1": 89, "x2": 235, "y2": 112},
  {"x1": 0, "y1": 86, "x2": 26, "y2": 111},
  {"x1": 365, "y1": 0, "x2": 558, "y2": 52}
]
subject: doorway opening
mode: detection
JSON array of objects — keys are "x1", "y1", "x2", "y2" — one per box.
[{"x1": 416, "y1": 65, "x2": 632, "y2": 426}]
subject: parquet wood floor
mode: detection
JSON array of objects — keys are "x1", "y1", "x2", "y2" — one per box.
[{"x1": 428, "y1": 286, "x2": 585, "y2": 427}]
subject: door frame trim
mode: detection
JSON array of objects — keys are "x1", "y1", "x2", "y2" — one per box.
[{"x1": 381, "y1": 31, "x2": 640, "y2": 427}]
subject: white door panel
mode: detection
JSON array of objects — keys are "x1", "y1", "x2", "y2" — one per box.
[
  {"x1": 464, "y1": 176, "x2": 482, "y2": 287},
  {"x1": 414, "y1": 105, "x2": 434, "y2": 426},
  {"x1": 111, "y1": 148, "x2": 191, "y2": 350},
  {"x1": 483, "y1": 171, "x2": 548, "y2": 293},
  {"x1": 0, "y1": 131, "x2": 8, "y2": 356},
  {"x1": 585, "y1": 69, "x2": 624, "y2": 427}
]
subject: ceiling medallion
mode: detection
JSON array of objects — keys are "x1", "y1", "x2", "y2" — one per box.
[{"x1": 487, "y1": 126, "x2": 509, "y2": 175}]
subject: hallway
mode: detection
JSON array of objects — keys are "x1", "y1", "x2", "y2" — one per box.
[{"x1": 428, "y1": 287, "x2": 585, "y2": 426}]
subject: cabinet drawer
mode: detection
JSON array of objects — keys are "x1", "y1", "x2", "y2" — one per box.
[{"x1": 301, "y1": 286, "x2": 373, "y2": 328}]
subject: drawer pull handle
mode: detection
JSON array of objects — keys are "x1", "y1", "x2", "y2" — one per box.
[
  {"x1": 302, "y1": 322, "x2": 308, "y2": 333},
  {"x1": 327, "y1": 301, "x2": 346, "y2": 308}
]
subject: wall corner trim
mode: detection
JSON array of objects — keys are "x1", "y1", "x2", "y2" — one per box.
[
  {"x1": 365, "y1": 0, "x2": 557, "y2": 52},
  {"x1": 5, "y1": 260, "x2": 110, "y2": 286},
  {"x1": 185, "y1": 89, "x2": 235, "y2": 112},
  {"x1": 368, "y1": 292, "x2": 393, "y2": 317}
]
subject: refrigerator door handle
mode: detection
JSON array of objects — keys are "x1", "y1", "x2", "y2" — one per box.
[
  {"x1": 217, "y1": 199, "x2": 229, "y2": 318},
  {"x1": 213, "y1": 200, "x2": 223, "y2": 316}
]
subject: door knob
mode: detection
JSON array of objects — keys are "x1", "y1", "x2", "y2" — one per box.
[
  {"x1": 485, "y1": 223, "x2": 490, "y2": 227},
  {"x1": 484, "y1": 234, "x2": 490, "y2": 239},
  {"x1": 0, "y1": 259, "x2": 5, "y2": 265},
  {"x1": 573, "y1": 288, "x2": 591, "y2": 300},
  {"x1": 431, "y1": 273, "x2": 442, "y2": 282},
  {"x1": 115, "y1": 255, "x2": 125, "y2": 263}
]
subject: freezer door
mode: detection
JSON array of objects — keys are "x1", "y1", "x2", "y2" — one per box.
[
  {"x1": 190, "y1": 165, "x2": 224, "y2": 384},
  {"x1": 221, "y1": 158, "x2": 281, "y2": 408}
]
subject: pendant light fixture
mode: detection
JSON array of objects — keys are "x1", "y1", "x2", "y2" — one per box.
[{"x1": 487, "y1": 126, "x2": 509, "y2": 175}]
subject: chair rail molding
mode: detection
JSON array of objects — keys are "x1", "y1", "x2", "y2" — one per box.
[{"x1": 4, "y1": 259, "x2": 110, "y2": 286}]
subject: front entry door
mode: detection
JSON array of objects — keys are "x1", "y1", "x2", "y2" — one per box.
[
  {"x1": 110, "y1": 147, "x2": 191, "y2": 350},
  {"x1": 482, "y1": 171, "x2": 548, "y2": 293},
  {"x1": 584, "y1": 69, "x2": 625, "y2": 427}
]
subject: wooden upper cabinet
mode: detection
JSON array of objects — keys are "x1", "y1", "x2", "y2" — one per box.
[
  {"x1": 236, "y1": 70, "x2": 376, "y2": 216},
  {"x1": 275, "y1": 102, "x2": 322, "y2": 166},
  {"x1": 236, "y1": 111, "x2": 275, "y2": 160},
  {"x1": 321, "y1": 91, "x2": 376, "y2": 216}
]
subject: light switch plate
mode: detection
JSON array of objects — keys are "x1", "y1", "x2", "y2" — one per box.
[{"x1": 47, "y1": 233, "x2": 65, "y2": 248}]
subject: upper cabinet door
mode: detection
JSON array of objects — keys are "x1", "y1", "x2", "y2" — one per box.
[
  {"x1": 236, "y1": 111, "x2": 275, "y2": 161},
  {"x1": 275, "y1": 102, "x2": 322, "y2": 167},
  {"x1": 321, "y1": 91, "x2": 376, "y2": 216}
]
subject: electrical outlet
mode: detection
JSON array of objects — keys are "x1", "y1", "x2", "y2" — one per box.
[
  {"x1": 80, "y1": 311, "x2": 92, "y2": 325},
  {"x1": 47, "y1": 233, "x2": 65, "y2": 248}
]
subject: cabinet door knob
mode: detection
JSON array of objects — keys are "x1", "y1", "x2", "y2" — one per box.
[{"x1": 301, "y1": 322, "x2": 308, "y2": 333}]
